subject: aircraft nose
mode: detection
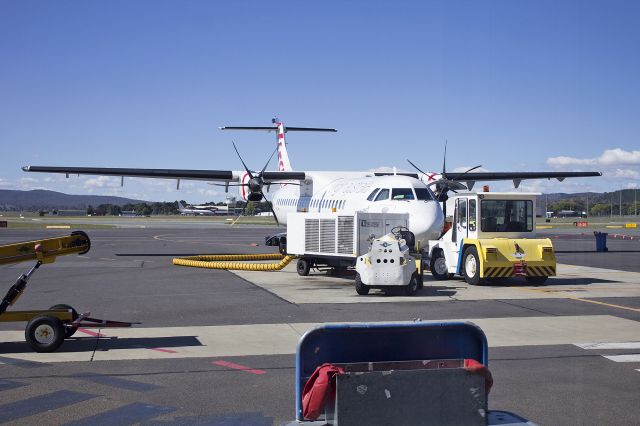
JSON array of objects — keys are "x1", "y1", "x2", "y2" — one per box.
[{"x1": 410, "y1": 201, "x2": 444, "y2": 249}]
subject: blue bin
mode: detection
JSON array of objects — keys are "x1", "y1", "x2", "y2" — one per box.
[
  {"x1": 594, "y1": 231, "x2": 608, "y2": 252},
  {"x1": 294, "y1": 321, "x2": 488, "y2": 421}
]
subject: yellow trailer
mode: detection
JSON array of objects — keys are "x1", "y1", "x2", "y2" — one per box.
[{"x1": 428, "y1": 192, "x2": 556, "y2": 285}]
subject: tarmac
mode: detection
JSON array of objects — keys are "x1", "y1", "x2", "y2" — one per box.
[{"x1": 0, "y1": 223, "x2": 639, "y2": 425}]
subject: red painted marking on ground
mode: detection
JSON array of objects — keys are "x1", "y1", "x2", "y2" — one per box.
[
  {"x1": 78, "y1": 328, "x2": 106, "y2": 338},
  {"x1": 212, "y1": 360, "x2": 266, "y2": 375},
  {"x1": 150, "y1": 348, "x2": 178, "y2": 353}
]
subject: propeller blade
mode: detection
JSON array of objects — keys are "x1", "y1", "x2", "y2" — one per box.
[
  {"x1": 260, "y1": 192, "x2": 280, "y2": 226},
  {"x1": 443, "y1": 140, "x2": 448, "y2": 177},
  {"x1": 407, "y1": 159, "x2": 428, "y2": 176},
  {"x1": 260, "y1": 147, "x2": 278, "y2": 175},
  {"x1": 232, "y1": 141, "x2": 253, "y2": 179}
]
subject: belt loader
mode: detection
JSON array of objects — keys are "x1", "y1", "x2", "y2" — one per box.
[{"x1": 428, "y1": 191, "x2": 556, "y2": 285}]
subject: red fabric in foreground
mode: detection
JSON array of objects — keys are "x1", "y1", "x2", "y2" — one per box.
[
  {"x1": 464, "y1": 358, "x2": 493, "y2": 395},
  {"x1": 301, "y1": 363, "x2": 344, "y2": 420}
]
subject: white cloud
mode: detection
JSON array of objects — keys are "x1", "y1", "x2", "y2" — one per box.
[
  {"x1": 604, "y1": 168, "x2": 640, "y2": 179},
  {"x1": 83, "y1": 176, "x2": 121, "y2": 189},
  {"x1": 547, "y1": 148, "x2": 640, "y2": 167}
]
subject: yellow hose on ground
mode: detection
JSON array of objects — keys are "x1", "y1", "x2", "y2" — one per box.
[{"x1": 172, "y1": 253, "x2": 296, "y2": 271}]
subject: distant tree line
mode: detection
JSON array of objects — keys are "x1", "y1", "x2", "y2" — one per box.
[{"x1": 87, "y1": 201, "x2": 181, "y2": 216}]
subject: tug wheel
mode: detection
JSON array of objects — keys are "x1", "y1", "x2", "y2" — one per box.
[
  {"x1": 354, "y1": 273, "x2": 370, "y2": 295},
  {"x1": 49, "y1": 304, "x2": 79, "y2": 338},
  {"x1": 462, "y1": 247, "x2": 485, "y2": 286},
  {"x1": 405, "y1": 274, "x2": 419, "y2": 296},
  {"x1": 430, "y1": 250, "x2": 451, "y2": 281},
  {"x1": 297, "y1": 258, "x2": 311, "y2": 276},
  {"x1": 25, "y1": 315, "x2": 65, "y2": 353}
]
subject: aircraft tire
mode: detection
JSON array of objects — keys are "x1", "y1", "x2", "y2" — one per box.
[
  {"x1": 25, "y1": 315, "x2": 65, "y2": 353},
  {"x1": 462, "y1": 246, "x2": 485, "y2": 285},
  {"x1": 297, "y1": 258, "x2": 311, "y2": 276},
  {"x1": 49, "y1": 304, "x2": 79, "y2": 338},
  {"x1": 355, "y1": 273, "x2": 370, "y2": 295}
]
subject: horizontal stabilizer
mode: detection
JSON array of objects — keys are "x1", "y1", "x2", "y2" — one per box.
[{"x1": 220, "y1": 126, "x2": 336, "y2": 133}]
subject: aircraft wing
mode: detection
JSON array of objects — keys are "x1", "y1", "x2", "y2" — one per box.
[
  {"x1": 444, "y1": 171, "x2": 602, "y2": 189},
  {"x1": 22, "y1": 166, "x2": 306, "y2": 183}
]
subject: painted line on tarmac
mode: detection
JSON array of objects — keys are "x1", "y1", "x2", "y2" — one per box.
[
  {"x1": 603, "y1": 354, "x2": 640, "y2": 362},
  {"x1": 212, "y1": 360, "x2": 267, "y2": 375},
  {"x1": 0, "y1": 355, "x2": 45, "y2": 368},
  {"x1": 67, "y1": 402, "x2": 175, "y2": 426},
  {"x1": 575, "y1": 342, "x2": 640, "y2": 350},
  {"x1": 77, "y1": 328, "x2": 106, "y2": 338},
  {"x1": 0, "y1": 379, "x2": 26, "y2": 391},
  {"x1": 73, "y1": 373, "x2": 160, "y2": 392},
  {"x1": 0, "y1": 390, "x2": 96, "y2": 423},
  {"x1": 514, "y1": 287, "x2": 640, "y2": 313}
]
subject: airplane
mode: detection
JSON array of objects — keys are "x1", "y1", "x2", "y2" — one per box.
[
  {"x1": 22, "y1": 118, "x2": 601, "y2": 249},
  {"x1": 177, "y1": 201, "x2": 220, "y2": 216}
]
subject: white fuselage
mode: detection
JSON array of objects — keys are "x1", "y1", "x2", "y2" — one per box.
[{"x1": 268, "y1": 173, "x2": 444, "y2": 248}]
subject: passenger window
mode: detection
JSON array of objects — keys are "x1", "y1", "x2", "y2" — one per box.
[
  {"x1": 375, "y1": 188, "x2": 390, "y2": 201},
  {"x1": 367, "y1": 188, "x2": 380, "y2": 201},
  {"x1": 391, "y1": 188, "x2": 415, "y2": 200}
]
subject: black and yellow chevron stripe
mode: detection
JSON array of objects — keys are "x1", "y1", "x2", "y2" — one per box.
[{"x1": 484, "y1": 265, "x2": 555, "y2": 277}]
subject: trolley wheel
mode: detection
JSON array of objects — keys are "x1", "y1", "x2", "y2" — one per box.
[
  {"x1": 355, "y1": 273, "x2": 370, "y2": 295},
  {"x1": 297, "y1": 258, "x2": 311, "y2": 276},
  {"x1": 25, "y1": 315, "x2": 66, "y2": 353},
  {"x1": 430, "y1": 250, "x2": 451, "y2": 281},
  {"x1": 525, "y1": 276, "x2": 548, "y2": 285},
  {"x1": 49, "y1": 304, "x2": 79, "y2": 338},
  {"x1": 405, "y1": 274, "x2": 419, "y2": 296},
  {"x1": 462, "y1": 246, "x2": 485, "y2": 286}
]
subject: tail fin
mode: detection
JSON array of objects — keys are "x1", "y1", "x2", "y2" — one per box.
[
  {"x1": 219, "y1": 119, "x2": 337, "y2": 173},
  {"x1": 276, "y1": 121, "x2": 292, "y2": 172},
  {"x1": 178, "y1": 201, "x2": 186, "y2": 211}
]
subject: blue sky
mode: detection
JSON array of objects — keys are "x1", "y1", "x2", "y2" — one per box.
[{"x1": 1, "y1": 1, "x2": 639, "y2": 203}]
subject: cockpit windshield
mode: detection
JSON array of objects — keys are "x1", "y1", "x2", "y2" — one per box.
[
  {"x1": 391, "y1": 188, "x2": 415, "y2": 200},
  {"x1": 413, "y1": 188, "x2": 434, "y2": 201}
]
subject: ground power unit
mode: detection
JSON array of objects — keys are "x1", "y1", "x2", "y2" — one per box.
[{"x1": 286, "y1": 211, "x2": 409, "y2": 276}]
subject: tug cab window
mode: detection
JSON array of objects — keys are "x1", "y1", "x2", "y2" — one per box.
[
  {"x1": 374, "y1": 188, "x2": 390, "y2": 201},
  {"x1": 481, "y1": 200, "x2": 533, "y2": 232},
  {"x1": 414, "y1": 188, "x2": 434, "y2": 201},
  {"x1": 391, "y1": 188, "x2": 415, "y2": 200}
]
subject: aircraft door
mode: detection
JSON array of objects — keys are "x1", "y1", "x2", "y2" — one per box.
[
  {"x1": 456, "y1": 198, "x2": 468, "y2": 240},
  {"x1": 450, "y1": 198, "x2": 468, "y2": 267}
]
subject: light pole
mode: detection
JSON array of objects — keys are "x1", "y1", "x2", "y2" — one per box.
[
  {"x1": 586, "y1": 194, "x2": 589, "y2": 218},
  {"x1": 620, "y1": 190, "x2": 623, "y2": 217}
]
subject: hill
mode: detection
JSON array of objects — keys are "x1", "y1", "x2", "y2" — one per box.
[{"x1": 0, "y1": 189, "x2": 149, "y2": 211}]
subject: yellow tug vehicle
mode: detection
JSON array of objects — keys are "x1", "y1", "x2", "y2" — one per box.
[{"x1": 428, "y1": 191, "x2": 556, "y2": 285}]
